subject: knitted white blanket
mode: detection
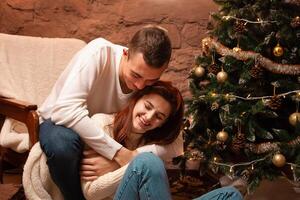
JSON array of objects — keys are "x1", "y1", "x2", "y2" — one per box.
[
  {"x1": 22, "y1": 143, "x2": 63, "y2": 200},
  {"x1": 23, "y1": 142, "x2": 128, "y2": 200},
  {"x1": 0, "y1": 33, "x2": 86, "y2": 152}
]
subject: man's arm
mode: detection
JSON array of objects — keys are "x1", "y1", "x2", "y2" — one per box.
[
  {"x1": 46, "y1": 41, "x2": 125, "y2": 160},
  {"x1": 81, "y1": 135, "x2": 182, "y2": 181},
  {"x1": 114, "y1": 133, "x2": 183, "y2": 166},
  {"x1": 80, "y1": 148, "x2": 138, "y2": 181},
  {"x1": 136, "y1": 134, "x2": 183, "y2": 161},
  {"x1": 113, "y1": 147, "x2": 138, "y2": 166},
  {"x1": 81, "y1": 149, "x2": 120, "y2": 181}
]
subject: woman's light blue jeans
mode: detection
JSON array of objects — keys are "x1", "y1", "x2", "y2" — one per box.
[
  {"x1": 114, "y1": 152, "x2": 172, "y2": 200},
  {"x1": 193, "y1": 186, "x2": 243, "y2": 200},
  {"x1": 114, "y1": 152, "x2": 243, "y2": 200},
  {"x1": 39, "y1": 120, "x2": 85, "y2": 200}
]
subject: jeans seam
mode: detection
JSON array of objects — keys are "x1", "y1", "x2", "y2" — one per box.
[
  {"x1": 115, "y1": 170, "x2": 138, "y2": 200},
  {"x1": 141, "y1": 168, "x2": 151, "y2": 200}
]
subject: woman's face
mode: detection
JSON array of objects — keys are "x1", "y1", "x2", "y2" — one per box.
[{"x1": 132, "y1": 93, "x2": 171, "y2": 134}]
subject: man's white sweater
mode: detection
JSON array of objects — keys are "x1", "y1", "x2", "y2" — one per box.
[{"x1": 38, "y1": 38, "x2": 130, "y2": 159}]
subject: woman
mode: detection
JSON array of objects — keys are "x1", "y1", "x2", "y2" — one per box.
[
  {"x1": 80, "y1": 81, "x2": 242, "y2": 200},
  {"x1": 80, "y1": 81, "x2": 184, "y2": 199}
]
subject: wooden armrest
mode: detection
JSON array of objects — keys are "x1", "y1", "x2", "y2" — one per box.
[
  {"x1": 0, "y1": 97, "x2": 37, "y2": 111},
  {"x1": 0, "y1": 97, "x2": 39, "y2": 147},
  {"x1": 0, "y1": 97, "x2": 37, "y2": 122}
]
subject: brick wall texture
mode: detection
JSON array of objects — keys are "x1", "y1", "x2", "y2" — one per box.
[{"x1": 0, "y1": 0, "x2": 218, "y2": 97}]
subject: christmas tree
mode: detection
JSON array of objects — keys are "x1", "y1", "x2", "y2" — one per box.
[{"x1": 180, "y1": 0, "x2": 300, "y2": 192}]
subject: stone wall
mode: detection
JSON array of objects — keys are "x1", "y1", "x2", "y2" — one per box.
[{"x1": 0, "y1": 0, "x2": 218, "y2": 96}]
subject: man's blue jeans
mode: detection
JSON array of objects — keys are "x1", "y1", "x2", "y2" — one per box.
[
  {"x1": 39, "y1": 120, "x2": 85, "y2": 200},
  {"x1": 114, "y1": 152, "x2": 243, "y2": 200}
]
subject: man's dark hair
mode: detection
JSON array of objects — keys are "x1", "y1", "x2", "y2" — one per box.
[{"x1": 128, "y1": 25, "x2": 172, "y2": 68}]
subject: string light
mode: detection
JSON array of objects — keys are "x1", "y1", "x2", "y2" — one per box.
[
  {"x1": 286, "y1": 163, "x2": 300, "y2": 185},
  {"x1": 205, "y1": 90, "x2": 300, "y2": 101},
  {"x1": 210, "y1": 159, "x2": 299, "y2": 187},
  {"x1": 287, "y1": 163, "x2": 300, "y2": 170},
  {"x1": 212, "y1": 157, "x2": 267, "y2": 172},
  {"x1": 222, "y1": 15, "x2": 277, "y2": 24},
  {"x1": 211, "y1": 92, "x2": 218, "y2": 97},
  {"x1": 232, "y1": 90, "x2": 300, "y2": 100}
]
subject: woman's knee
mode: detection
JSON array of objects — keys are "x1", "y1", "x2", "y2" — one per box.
[{"x1": 132, "y1": 152, "x2": 166, "y2": 175}]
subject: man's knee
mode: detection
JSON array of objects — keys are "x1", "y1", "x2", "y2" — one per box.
[{"x1": 39, "y1": 120, "x2": 83, "y2": 160}]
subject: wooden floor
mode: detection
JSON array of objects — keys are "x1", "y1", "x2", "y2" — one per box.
[
  {"x1": 244, "y1": 178, "x2": 300, "y2": 200},
  {"x1": 1, "y1": 172, "x2": 300, "y2": 200}
]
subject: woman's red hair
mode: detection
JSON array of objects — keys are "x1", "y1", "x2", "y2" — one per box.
[{"x1": 113, "y1": 81, "x2": 184, "y2": 145}]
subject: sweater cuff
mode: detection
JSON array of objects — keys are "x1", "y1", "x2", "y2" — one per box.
[{"x1": 136, "y1": 144, "x2": 158, "y2": 155}]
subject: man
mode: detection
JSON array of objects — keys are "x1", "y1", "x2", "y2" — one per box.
[{"x1": 38, "y1": 25, "x2": 172, "y2": 200}]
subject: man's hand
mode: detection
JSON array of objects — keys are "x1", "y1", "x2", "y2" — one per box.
[
  {"x1": 80, "y1": 149, "x2": 120, "y2": 181},
  {"x1": 113, "y1": 147, "x2": 138, "y2": 166}
]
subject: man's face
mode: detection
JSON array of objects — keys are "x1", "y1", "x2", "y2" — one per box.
[{"x1": 121, "y1": 52, "x2": 167, "y2": 91}]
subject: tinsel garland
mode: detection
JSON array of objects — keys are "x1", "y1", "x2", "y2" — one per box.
[
  {"x1": 246, "y1": 142, "x2": 280, "y2": 154},
  {"x1": 246, "y1": 136, "x2": 300, "y2": 154},
  {"x1": 283, "y1": 0, "x2": 300, "y2": 6},
  {"x1": 202, "y1": 37, "x2": 300, "y2": 75}
]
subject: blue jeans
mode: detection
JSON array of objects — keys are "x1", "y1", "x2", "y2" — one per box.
[
  {"x1": 39, "y1": 120, "x2": 85, "y2": 200},
  {"x1": 114, "y1": 153, "x2": 243, "y2": 200},
  {"x1": 114, "y1": 152, "x2": 172, "y2": 200},
  {"x1": 193, "y1": 186, "x2": 243, "y2": 200}
]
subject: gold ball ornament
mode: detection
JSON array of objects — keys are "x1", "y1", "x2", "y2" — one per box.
[
  {"x1": 216, "y1": 71, "x2": 228, "y2": 83},
  {"x1": 216, "y1": 130, "x2": 229, "y2": 142},
  {"x1": 289, "y1": 112, "x2": 300, "y2": 126},
  {"x1": 273, "y1": 43, "x2": 284, "y2": 57},
  {"x1": 194, "y1": 66, "x2": 205, "y2": 77},
  {"x1": 291, "y1": 16, "x2": 300, "y2": 28},
  {"x1": 272, "y1": 153, "x2": 286, "y2": 167}
]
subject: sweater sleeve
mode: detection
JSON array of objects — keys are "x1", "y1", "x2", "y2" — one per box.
[
  {"x1": 136, "y1": 134, "x2": 184, "y2": 162},
  {"x1": 82, "y1": 164, "x2": 128, "y2": 200},
  {"x1": 50, "y1": 42, "x2": 122, "y2": 160}
]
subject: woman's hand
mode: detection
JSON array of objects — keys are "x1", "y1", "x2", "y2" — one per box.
[{"x1": 80, "y1": 149, "x2": 120, "y2": 181}]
